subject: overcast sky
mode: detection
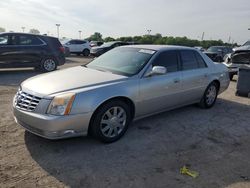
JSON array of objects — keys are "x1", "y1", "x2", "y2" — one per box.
[{"x1": 0, "y1": 0, "x2": 249, "y2": 44}]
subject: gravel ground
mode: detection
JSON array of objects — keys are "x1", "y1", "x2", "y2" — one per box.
[{"x1": 0, "y1": 57, "x2": 250, "y2": 188}]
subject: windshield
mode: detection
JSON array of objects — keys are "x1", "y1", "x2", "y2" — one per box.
[
  {"x1": 86, "y1": 47, "x2": 156, "y2": 76},
  {"x1": 242, "y1": 41, "x2": 250, "y2": 46},
  {"x1": 100, "y1": 42, "x2": 117, "y2": 48},
  {"x1": 207, "y1": 47, "x2": 223, "y2": 52}
]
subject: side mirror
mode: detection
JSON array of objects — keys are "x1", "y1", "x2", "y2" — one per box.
[{"x1": 145, "y1": 66, "x2": 167, "y2": 77}]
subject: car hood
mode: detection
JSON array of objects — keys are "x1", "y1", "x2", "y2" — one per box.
[
  {"x1": 205, "y1": 51, "x2": 218, "y2": 55},
  {"x1": 21, "y1": 66, "x2": 127, "y2": 97},
  {"x1": 233, "y1": 45, "x2": 250, "y2": 52}
]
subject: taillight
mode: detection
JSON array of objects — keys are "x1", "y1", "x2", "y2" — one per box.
[{"x1": 59, "y1": 46, "x2": 65, "y2": 53}]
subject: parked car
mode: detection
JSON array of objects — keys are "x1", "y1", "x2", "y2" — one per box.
[
  {"x1": 0, "y1": 32, "x2": 65, "y2": 72},
  {"x1": 224, "y1": 41, "x2": 250, "y2": 80},
  {"x1": 90, "y1": 41, "x2": 129, "y2": 57},
  {"x1": 204, "y1": 46, "x2": 233, "y2": 62},
  {"x1": 63, "y1": 39, "x2": 90, "y2": 56},
  {"x1": 194, "y1": 46, "x2": 205, "y2": 52},
  {"x1": 13, "y1": 45, "x2": 230, "y2": 143},
  {"x1": 90, "y1": 41, "x2": 104, "y2": 47}
]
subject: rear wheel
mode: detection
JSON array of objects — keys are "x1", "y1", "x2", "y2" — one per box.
[
  {"x1": 199, "y1": 82, "x2": 219, "y2": 109},
  {"x1": 90, "y1": 100, "x2": 131, "y2": 143},
  {"x1": 41, "y1": 58, "x2": 57, "y2": 72},
  {"x1": 82, "y1": 49, "x2": 90, "y2": 57}
]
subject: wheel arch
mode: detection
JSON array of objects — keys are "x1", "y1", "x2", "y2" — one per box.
[{"x1": 88, "y1": 96, "x2": 135, "y2": 134}]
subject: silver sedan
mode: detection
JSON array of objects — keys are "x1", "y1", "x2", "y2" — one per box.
[{"x1": 13, "y1": 45, "x2": 230, "y2": 142}]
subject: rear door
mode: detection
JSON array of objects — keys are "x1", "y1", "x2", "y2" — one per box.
[
  {"x1": 179, "y1": 50, "x2": 210, "y2": 103},
  {"x1": 74, "y1": 40, "x2": 87, "y2": 52},
  {"x1": 9, "y1": 34, "x2": 44, "y2": 67},
  {"x1": 0, "y1": 34, "x2": 13, "y2": 68},
  {"x1": 66, "y1": 40, "x2": 77, "y2": 52},
  {"x1": 139, "y1": 50, "x2": 183, "y2": 116}
]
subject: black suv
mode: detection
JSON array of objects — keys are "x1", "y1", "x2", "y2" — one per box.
[
  {"x1": 90, "y1": 41, "x2": 129, "y2": 57},
  {"x1": 204, "y1": 46, "x2": 233, "y2": 62},
  {"x1": 0, "y1": 33, "x2": 65, "y2": 72}
]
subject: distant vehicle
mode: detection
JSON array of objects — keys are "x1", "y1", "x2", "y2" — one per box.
[
  {"x1": 204, "y1": 46, "x2": 233, "y2": 62},
  {"x1": 0, "y1": 32, "x2": 65, "y2": 72},
  {"x1": 90, "y1": 41, "x2": 103, "y2": 47},
  {"x1": 63, "y1": 39, "x2": 90, "y2": 56},
  {"x1": 13, "y1": 45, "x2": 230, "y2": 142},
  {"x1": 90, "y1": 41, "x2": 129, "y2": 57},
  {"x1": 224, "y1": 40, "x2": 250, "y2": 80},
  {"x1": 194, "y1": 46, "x2": 205, "y2": 52}
]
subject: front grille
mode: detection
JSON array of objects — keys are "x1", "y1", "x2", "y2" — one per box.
[{"x1": 15, "y1": 90, "x2": 41, "y2": 112}]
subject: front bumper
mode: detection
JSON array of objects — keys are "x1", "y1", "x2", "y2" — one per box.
[{"x1": 13, "y1": 107, "x2": 92, "y2": 139}]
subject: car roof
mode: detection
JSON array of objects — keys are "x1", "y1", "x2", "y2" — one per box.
[
  {"x1": 122, "y1": 45, "x2": 195, "y2": 51},
  {"x1": 0, "y1": 32, "x2": 58, "y2": 39}
]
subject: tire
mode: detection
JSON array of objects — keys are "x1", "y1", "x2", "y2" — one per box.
[
  {"x1": 82, "y1": 49, "x2": 90, "y2": 57},
  {"x1": 41, "y1": 58, "x2": 57, "y2": 72},
  {"x1": 199, "y1": 82, "x2": 219, "y2": 109},
  {"x1": 229, "y1": 74, "x2": 234, "y2": 81},
  {"x1": 90, "y1": 100, "x2": 132, "y2": 143}
]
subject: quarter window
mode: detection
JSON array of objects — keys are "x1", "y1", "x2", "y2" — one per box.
[
  {"x1": 180, "y1": 50, "x2": 199, "y2": 70},
  {"x1": 194, "y1": 51, "x2": 207, "y2": 68},
  {"x1": 152, "y1": 51, "x2": 179, "y2": 72},
  {"x1": 0, "y1": 35, "x2": 9, "y2": 45}
]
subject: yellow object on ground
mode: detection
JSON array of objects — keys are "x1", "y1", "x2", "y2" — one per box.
[{"x1": 180, "y1": 166, "x2": 199, "y2": 178}]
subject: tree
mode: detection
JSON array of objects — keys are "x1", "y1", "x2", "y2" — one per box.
[
  {"x1": 104, "y1": 37, "x2": 115, "y2": 42},
  {"x1": 88, "y1": 32, "x2": 103, "y2": 41},
  {"x1": 0, "y1": 27, "x2": 6, "y2": 33},
  {"x1": 29, "y1": 29, "x2": 40, "y2": 34}
]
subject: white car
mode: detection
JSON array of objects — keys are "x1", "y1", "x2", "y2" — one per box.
[{"x1": 63, "y1": 40, "x2": 91, "y2": 56}]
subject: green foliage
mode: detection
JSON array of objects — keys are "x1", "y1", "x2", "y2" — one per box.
[
  {"x1": 0, "y1": 27, "x2": 6, "y2": 33},
  {"x1": 89, "y1": 32, "x2": 236, "y2": 48},
  {"x1": 87, "y1": 32, "x2": 103, "y2": 41},
  {"x1": 29, "y1": 29, "x2": 40, "y2": 34},
  {"x1": 104, "y1": 37, "x2": 115, "y2": 42}
]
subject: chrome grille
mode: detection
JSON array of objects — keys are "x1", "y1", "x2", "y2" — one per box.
[{"x1": 15, "y1": 90, "x2": 41, "y2": 111}]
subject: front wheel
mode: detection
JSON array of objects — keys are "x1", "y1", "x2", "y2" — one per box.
[
  {"x1": 90, "y1": 100, "x2": 132, "y2": 143},
  {"x1": 41, "y1": 58, "x2": 57, "y2": 72},
  {"x1": 199, "y1": 82, "x2": 219, "y2": 109}
]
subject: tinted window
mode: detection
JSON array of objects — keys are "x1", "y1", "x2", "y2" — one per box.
[
  {"x1": 0, "y1": 35, "x2": 8, "y2": 45},
  {"x1": 19, "y1": 36, "x2": 43, "y2": 45},
  {"x1": 152, "y1": 51, "x2": 178, "y2": 72},
  {"x1": 194, "y1": 51, "x2": 207, "y2": 68},
  {"x1": 68, "y1": 40, "x2": 76, "y2": 45},
  {"x1": 180, "y1": 50, "x2": 199, "y2": 70},
  {"x1": 76, "y1": 40, "x2": 86, "y2": 44}
]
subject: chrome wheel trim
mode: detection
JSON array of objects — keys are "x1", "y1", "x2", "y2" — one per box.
[
  {"x1": 43, "y1": 59, "x2": 56, "y2": 71},
  {"x1": 100, "y1": 106, "x2": 127, "y2": 138},
  {"x1": 206, "y1": 85, "x2": 217, "y2": 105}
]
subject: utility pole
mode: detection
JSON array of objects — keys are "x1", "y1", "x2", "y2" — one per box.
[
  {"x1": 147, "y1": 29, "x2": 152, "y2": 35},
  {"x1": 55, "y1": 24, "x2": 60, "y2": 39},
  {"x1": 21, "y1": 27, "x2": 25, "y2": 33},
  {"x1": 79, "y1": 30, "x2": 82, "y2": 39},
  {"x1": 201, "y1": 32, "x2": 205, "y2": 41}
]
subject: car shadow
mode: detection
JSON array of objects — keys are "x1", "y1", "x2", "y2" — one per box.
[
  {"x1": 24, "y1": 98, "x2": 250, "y2": 187},
  {"x1": 0, "y1": 69, "x2": 41, "y2": 86}
]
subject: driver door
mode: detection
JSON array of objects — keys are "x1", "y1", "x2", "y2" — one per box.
[{"x1": 138, "y1": 50, "x2": 183, "y2": 116}]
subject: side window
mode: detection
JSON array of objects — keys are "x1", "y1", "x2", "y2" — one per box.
[
  {"x1": 0, "y1": 35, "x2": 9, "y2": 45},
  {"x1": 180, "y1": 50, "x2": 199, "y2": 70},
  {"x1": 194, "y1": 51, "x2": 207, "y2": 68},
  {"x1": 19, "y1": 35, "x2": 43, "y2": 45},
  {"x1": 152, "y1": 51, "x2": 179, "y2": 72},
  {"x1": 68, "y1": 40, "x2": 76, "y2": 45}
]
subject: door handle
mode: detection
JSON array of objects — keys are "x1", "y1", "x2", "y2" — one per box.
[{"x1": 173, "y1": 78, "x2": 180, "y2": 83}]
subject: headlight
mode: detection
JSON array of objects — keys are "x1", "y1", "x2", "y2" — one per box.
[{"x1": 47, "y1": 93, "x2": 76, "y2": 116}]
